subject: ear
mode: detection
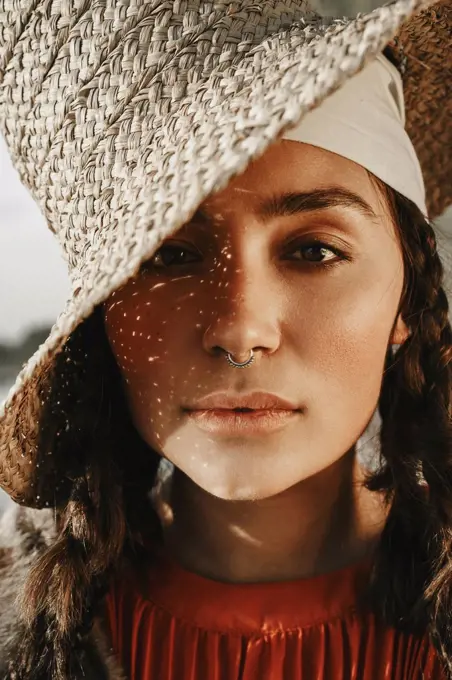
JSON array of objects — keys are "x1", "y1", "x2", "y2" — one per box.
[{"x1": 390, "y1": 313, "x2": 411, "y2": 346}]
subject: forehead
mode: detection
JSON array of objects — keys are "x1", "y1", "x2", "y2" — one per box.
[
  {"x1": 193, "y1": 141, "x2": 380, "y2": 226},
  {"x1": 198, "y1": 140, "x2": 378, "y2": 219}
]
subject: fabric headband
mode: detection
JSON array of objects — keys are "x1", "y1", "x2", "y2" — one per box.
[{"x1": 281, "y1": 53, "x2": 428, "y2": 218}]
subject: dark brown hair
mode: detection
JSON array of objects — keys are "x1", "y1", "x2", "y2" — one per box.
[
  {"x1": 365, "y1": 177, "x2": 452, "y2": 673},
  {"x1": 7, "y1": 181, "x2": 452, "y2": 678}
]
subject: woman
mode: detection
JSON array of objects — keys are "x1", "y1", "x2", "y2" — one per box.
[{"x1": 0, "y1": 0, "x2": 450, "y2": 678}]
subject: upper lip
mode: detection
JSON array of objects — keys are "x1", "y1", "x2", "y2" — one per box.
[{"x1": 187, "y1": 392, "x2": 299, "y2": 411}]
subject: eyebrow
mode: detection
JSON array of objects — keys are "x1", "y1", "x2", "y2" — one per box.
[
  {"x1": 259, "y1": 187, "x2": 378, "y2": 221},
  {"x1": 193, "y1": 187, "x2": 378, "y2": 224}
]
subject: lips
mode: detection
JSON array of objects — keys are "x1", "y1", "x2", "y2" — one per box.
[
  {"x1": 187, "y1": 391, "x2": 299, "y2": 412},
  {"x1": 187, "y1": 408, "x2": 298, "y2": 436},
  {"x1": 185, "y1": 392, "x2": 301, "y2": 436}
]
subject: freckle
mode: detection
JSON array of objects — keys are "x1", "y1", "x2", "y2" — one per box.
[
  {"x1": 132, "y1": 331, "x2": 136, "y2": 336},
  {"x1": 158, "y1": 411, "x2": 163, "y2": 416},
  {"x1": 124, "y1": 312, "x2": 127, "y2": 317},
  {"x1": 157, "y1": 398, "x2": 161, "y2": 403},
  {"x1": 147, "y1": 335, "x2": 151, "y2": 340},
  {"x1": 137, "y1": 316, "x2": 141, "y2": 320}
]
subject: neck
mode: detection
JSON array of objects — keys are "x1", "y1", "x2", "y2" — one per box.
[{"x1": 156, "y1": 451, "x2": 388, "y2": 583}]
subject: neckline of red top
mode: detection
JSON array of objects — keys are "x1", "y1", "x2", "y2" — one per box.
[{"x1": 131, "y1": 544, "x2": 373, "y2": 635}]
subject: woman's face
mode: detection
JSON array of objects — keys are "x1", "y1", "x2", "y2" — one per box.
[{"x1": 103, "y1": 141, "x2": 408, "y2": 501}]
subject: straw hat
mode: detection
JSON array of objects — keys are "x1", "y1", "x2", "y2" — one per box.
[{"x1": 0, "y1": 0, "x2": 450, "y2": 507}]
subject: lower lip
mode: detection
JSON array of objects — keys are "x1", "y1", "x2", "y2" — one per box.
[{"x1": 187, "y1": 409, "x2": 298, "y2": 435}]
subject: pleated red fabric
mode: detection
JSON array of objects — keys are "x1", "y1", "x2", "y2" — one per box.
[{"x1": 103, "y1": 546, "x2": 446, "y2": 680}]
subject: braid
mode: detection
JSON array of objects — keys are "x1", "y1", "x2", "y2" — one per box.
[
  {"x1": 9, "y1": 308, "x2": 161, "y2": 679},
  {"x1": 365, "y1": 181, "x2": 452, "y2": 673}
]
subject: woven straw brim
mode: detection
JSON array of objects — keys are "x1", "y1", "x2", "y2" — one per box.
[{"x1": 0, "y1": 0, "x2": 450, "y2": 506}]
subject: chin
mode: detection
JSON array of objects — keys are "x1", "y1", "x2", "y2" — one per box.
[{"x1": 198, "y1": 476, "x2": 292, "y2": 502}]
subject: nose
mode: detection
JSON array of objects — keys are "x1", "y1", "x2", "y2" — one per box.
[{"x1": 202, "y1": 265, "x2": 281, "y2": 363}]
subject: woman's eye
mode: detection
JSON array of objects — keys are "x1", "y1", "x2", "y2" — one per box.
[
  {"x1": 144, "y1": 244, "x2": 201, "y2": 270},
  {"x1": 287, "y1": 240, "x2": 345, "y2": 267}
]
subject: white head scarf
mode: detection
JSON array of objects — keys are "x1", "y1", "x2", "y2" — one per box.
[{"x1": 282, "y1": 53, "x2": 427, "y2": 217}]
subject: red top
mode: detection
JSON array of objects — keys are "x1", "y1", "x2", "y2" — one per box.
[{"x1": 103, "y1": 546, "x2": 446, "y2": 679}]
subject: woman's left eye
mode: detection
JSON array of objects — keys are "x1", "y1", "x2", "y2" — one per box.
[{"x1": 286, "y1": 240, "x2": 346, "y2": 267}]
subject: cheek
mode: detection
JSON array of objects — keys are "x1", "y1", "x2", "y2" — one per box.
[
  {"x1": 103, "y1": 286, "x2": 203, "y2": 445},
  {"x1": 104, "y1": 288, "x2": 195, "y2": 377},
  {"x1": 293, "y1": 268, "x2": 402, "y2": 432}
]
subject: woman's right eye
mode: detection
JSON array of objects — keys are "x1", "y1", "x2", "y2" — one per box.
[{"x1": 143, "y1": 244, "x2": 201, "y2": 270}]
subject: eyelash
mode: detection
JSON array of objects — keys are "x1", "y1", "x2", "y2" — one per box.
[{"x1": 145, "y1": 239, "x2": 350, "y2": 271}]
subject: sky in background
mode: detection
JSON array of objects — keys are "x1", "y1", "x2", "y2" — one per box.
[{"x1": 0, "y1": 136, "x2": 70, "y2": 343}]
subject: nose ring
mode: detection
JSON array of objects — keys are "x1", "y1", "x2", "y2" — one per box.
[{"x1": 225, "y1": 349, "x2": 255, "y2": 368}]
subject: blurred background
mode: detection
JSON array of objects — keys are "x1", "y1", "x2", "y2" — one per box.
[{"x1": 1, "y1": 0, "x2": 451, "y2": 511}]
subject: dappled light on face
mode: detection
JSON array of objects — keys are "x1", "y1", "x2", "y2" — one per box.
[{"x1": 100, "y1": 142, "x2": 407, "y2": 502}]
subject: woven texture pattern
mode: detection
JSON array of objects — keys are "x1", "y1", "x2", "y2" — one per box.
[
  {"x1": 393, "y1": 0, "x2": 452, "y2": 218},
  {"x1": 0, "y1": 0, "x2": 450, "y2": 506}
]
